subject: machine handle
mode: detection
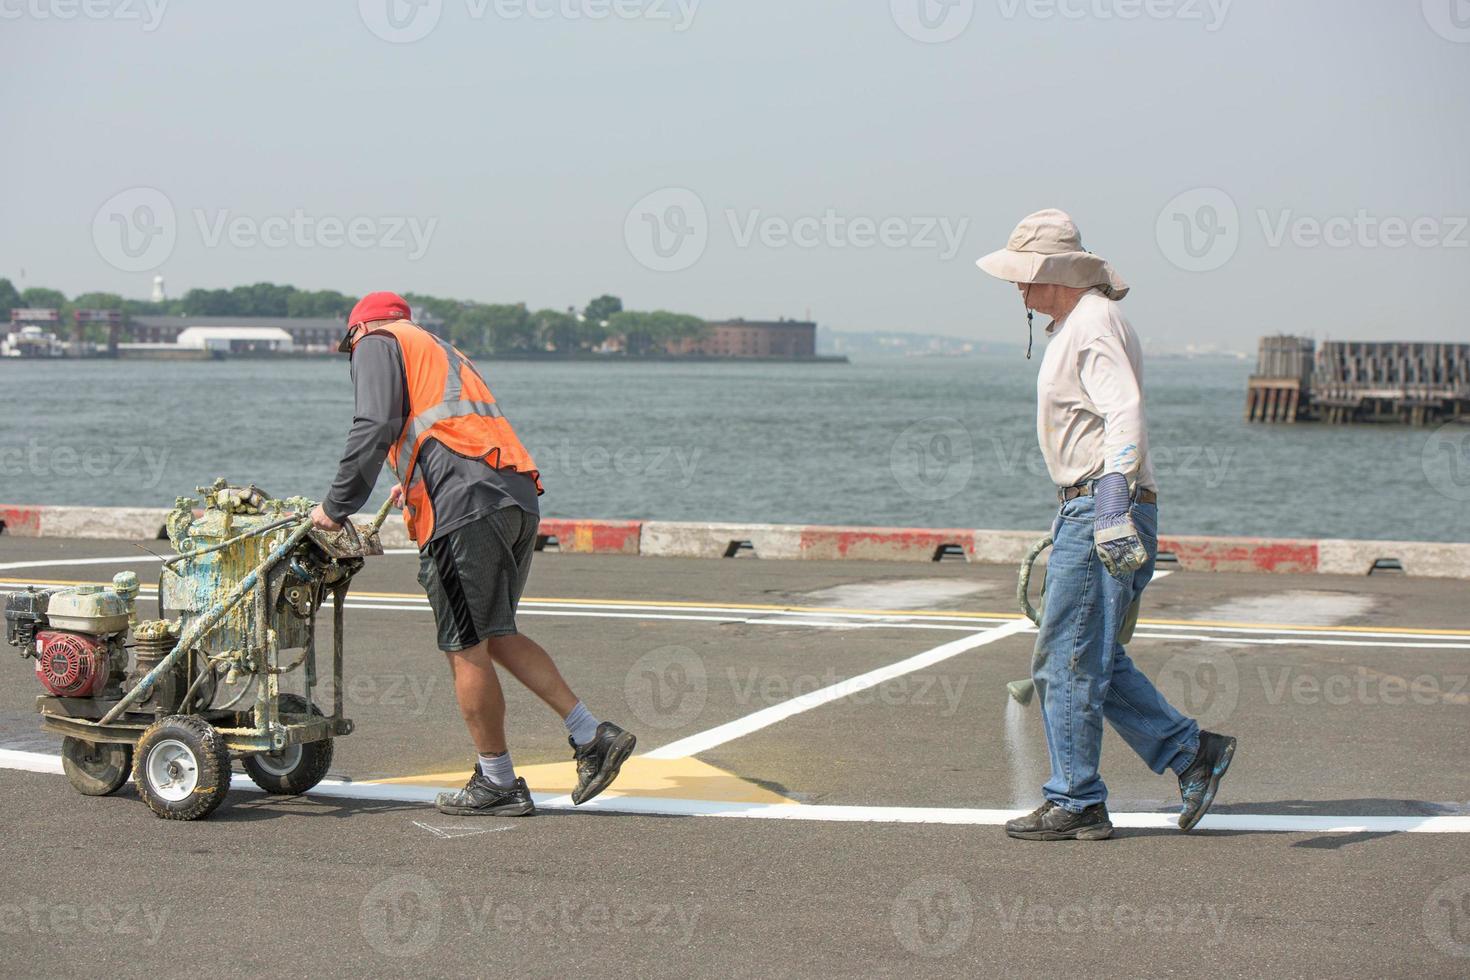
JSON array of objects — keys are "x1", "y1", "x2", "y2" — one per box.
[{"x1": 367, "y1": 496, "x2": 395, "y2": 535}]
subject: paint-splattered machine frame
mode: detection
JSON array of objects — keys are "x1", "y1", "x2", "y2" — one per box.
[{"x1": 31, "y1": 480, "x2": 388, "y2": 819}]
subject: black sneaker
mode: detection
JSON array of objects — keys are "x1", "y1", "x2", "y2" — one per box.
[
  {"x1": 1005, "y1": 800, "x2": 1113, "y2": 841},
  {"x1": 570, "y1": 722, "x2": 637, "y2": 805},
  {"x1": 1178, "y1": 731, "x2": 1237, "y2": 832},
  {"x1": 435, "y1": 771, "x2": 535, "y2": 817}
]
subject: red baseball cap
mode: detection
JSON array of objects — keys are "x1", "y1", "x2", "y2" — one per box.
[{"x1": 348, "y1": 291, "x2": 411, "y2": 328}]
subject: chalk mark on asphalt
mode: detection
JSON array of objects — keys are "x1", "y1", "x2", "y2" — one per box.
[{"x1": 412, "y1": 820, "x2": 516, "y2": 839}]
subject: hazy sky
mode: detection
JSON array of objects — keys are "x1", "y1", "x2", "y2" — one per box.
[{"x1": 4, "y1": 1, "x2": 1468, "y2": 348}]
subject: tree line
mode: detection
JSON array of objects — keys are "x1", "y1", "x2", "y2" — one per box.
[{"x1": 0, "y1": 278, "x2": 707, "y2": 356}]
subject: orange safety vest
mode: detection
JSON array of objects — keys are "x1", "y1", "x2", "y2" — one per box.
[{"x1": 351, "y1": 320, "x2": 542, "y2": 548}]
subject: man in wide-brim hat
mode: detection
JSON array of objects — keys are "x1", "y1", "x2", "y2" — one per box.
[{"x1": 976, "y1": 209, "x2": 1236, "y2": 841}]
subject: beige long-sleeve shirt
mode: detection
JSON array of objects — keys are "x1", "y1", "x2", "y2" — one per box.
[{"x1": 1036, "y1": 289, "x2": 1157, "y2": 492}]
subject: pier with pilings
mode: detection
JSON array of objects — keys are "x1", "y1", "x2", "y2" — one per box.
[{"x1": 1247, "y1": 336, "x2": 1470, "y2": 425}]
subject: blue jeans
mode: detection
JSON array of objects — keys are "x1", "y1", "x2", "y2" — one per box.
[{"x1": 1032, "y1": 496, "x2": 1200, "y2": 811}]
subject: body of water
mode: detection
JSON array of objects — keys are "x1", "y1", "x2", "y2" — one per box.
[{"x1": 2, "y1": 355, "x2": 1464, "y2": 542}]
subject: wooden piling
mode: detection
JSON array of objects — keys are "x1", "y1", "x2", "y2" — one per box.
[{"x1": 1248, "y1": 337, "x2": 1470, "y2": 425}]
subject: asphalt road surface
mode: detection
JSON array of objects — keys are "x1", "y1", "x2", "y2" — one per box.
[{"x1": 1, "y1": 536, "x2": 1467, "y2": 978}]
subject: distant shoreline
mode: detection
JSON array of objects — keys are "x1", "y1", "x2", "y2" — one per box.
[{"x1": 1, "y1": 351, "x2": 851, "y2": 365}]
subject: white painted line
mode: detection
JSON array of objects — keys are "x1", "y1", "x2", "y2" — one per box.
[
  {"x1": 0, "y1": 555, "x2": 164, "y2": 571},
  {"x1": 1130, "y1": 622, "x2": 1470, "y2": 641},
  {"x1": 643, "y1": 618, "x2": 1035, "y2": 760},
  {"x1": 1130, "y1": 632, "x2": 1470, "y2": 651},
  {"x1": 1, "y1": 578, "x2": 1464, "y2": 644},
  {"x1": 2, "y1": 750, "x2": 1462, "y2": 834}
]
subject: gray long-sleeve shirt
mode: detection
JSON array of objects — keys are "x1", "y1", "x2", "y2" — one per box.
[{"x1": 322, "y1": 334, "x2": 540, "y2": 538}]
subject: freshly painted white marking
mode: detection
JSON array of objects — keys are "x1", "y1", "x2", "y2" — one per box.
[
  {"x1": 1, "y1": 750, "x2": 1462, "y2": 834},
  {"x1": 799, "y1": 579, "x2": 994, "y2": 610},
  {"x1": 643, "y1": 619, "x2": 1035, "y2": 760},
  {"x1": 1003, "y1": 697, "x2": 1045, "y2": 809},
  {"x1": 1201, "y1": 589, "x2": 1377, "y2": 627}
]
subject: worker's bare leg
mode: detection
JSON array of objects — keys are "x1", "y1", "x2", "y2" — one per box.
[
  {"x1": 485, "y1": 632, "x2": 578, "y2": 719},
  {"x1": 445, "y1": 641, "x2": 508, "y2": 754}
]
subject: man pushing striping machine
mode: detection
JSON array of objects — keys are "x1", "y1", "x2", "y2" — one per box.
[
  {"x1": 975, "y1": 210, "x2": 1237, "y2": 841},
  {"x1": 309, "y1": 291, "x2": 636, "y2": 816}
]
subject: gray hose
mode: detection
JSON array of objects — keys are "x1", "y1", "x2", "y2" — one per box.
[{"x1": 1016, "y1": 533, "x2": 1053, "y2": 626}]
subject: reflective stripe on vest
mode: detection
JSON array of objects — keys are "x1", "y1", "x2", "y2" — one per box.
[{"x1": 390, "y1": 399, "x2": 505, "y2": 485}]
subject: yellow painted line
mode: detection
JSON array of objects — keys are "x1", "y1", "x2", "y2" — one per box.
[
  {"x1": 2, "y1": 576, "x2": 1467, "y2": 637},
  {"x1": 371, "y1": 756, "x2": 791, "y2": 804}
]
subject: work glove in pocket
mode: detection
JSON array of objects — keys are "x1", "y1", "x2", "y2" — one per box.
[{"x1": 1094, "y1": 517, "x2": 1149, "y2": 581}]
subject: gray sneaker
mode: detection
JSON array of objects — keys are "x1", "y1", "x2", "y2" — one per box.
[
  {"x1": 435, "y1": 771, "x2": 535, "y2": 817},
  {"x1": 1005, "y1": 801, "x2": 1113, "y2": 841}
]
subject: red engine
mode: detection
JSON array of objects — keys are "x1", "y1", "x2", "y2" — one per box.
[{"x1": 35, "y1": 630, "x2": 110, "y2": 697}]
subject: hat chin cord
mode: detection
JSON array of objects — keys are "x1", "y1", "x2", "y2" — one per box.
[{"x1": 1024, "y1": 305, "x2": 1034, "y2": 360}]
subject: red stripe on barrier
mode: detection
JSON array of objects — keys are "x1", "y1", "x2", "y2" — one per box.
[
  {"x1": 1160, "y1": 536, "x2": 1319, "y2": 574},
  {"x1": 539, "y1": 519, "x2": 643, "y2": 555},
  {"x1": 0, "y1": 507, "x2": 43, "y2": 536}
]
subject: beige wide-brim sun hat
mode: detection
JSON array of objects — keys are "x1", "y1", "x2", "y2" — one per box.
[{"x1": 976, "y1": 208, "x2": 1129, "y2": 300}]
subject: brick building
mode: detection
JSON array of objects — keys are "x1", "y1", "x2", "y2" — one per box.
[{"x1": 667, "y1": 318, "x2": 817, "y2": 358}]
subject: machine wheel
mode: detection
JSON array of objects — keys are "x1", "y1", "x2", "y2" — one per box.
[
  {"x1": 61, "y1": 737, "x2": 132, "y2": 796},
  {"x1": 241, "y1": 694, "x2": 333, "y2": 795},
  {"x1": 133, "y1": 715, "x2": 232, "y2": 821}
]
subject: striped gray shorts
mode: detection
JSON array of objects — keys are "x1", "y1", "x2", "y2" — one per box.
[{"x1": 417, "y1": 507, "x2": 539, "y2": 652}]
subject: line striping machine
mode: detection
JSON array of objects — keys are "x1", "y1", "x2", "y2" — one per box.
[{"x1": 3, "y1": 479, "x2": 389, "y2": 820}]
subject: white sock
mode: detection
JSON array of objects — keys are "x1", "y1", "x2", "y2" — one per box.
[
  {"x1": 564, "y1": 701, "x2": 600, "y2": 746},
  {"x1": 477, "y1": 751, "x2": 515, "y2": 788}
]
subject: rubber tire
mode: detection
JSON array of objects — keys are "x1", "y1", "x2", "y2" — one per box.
[
  {"x1": 240, "y1": 694, "x2": 333, "y2": 795},
  {"x1": 61, "y1": 737, "x2": 132, "y2": 796},
  {"x1": 133, "y1": 715, "x2": 232, "y2": 821}
]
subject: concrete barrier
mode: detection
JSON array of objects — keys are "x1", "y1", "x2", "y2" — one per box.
[
  {"x1": 5, "y1": 505, "x2": 1470, "y2": 579},
  {"x1": 1318, "y1": 538, "x2": 1470, "y2": 578},
  {"x1": 641, "y1": 521, "x2": 803, "y2": 559},
  {"x1": 21, "y1": 511, "x2": 170, "y2": 540},
  {"x1": 538, "y1": 518, "x2": 643, "y2": 555}
]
